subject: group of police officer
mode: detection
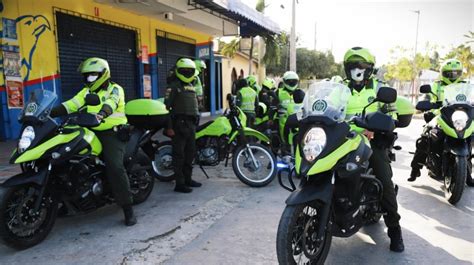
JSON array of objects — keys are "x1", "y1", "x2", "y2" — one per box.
[{"x1": 53, "y1": 44, "x2": 467, "y2": 254}]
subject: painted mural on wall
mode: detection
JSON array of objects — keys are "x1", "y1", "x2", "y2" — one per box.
[{"x1": 15, "y1": 15, "x2": 51, "y2": 81}]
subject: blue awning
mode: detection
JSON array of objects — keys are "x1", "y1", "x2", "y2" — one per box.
[{"x1": 192, "y1": 0, "x2": 280, "y2": 37}]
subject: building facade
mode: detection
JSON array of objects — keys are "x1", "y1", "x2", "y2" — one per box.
[{"x1": 0, "y1": 0, "x2": 278, "y2": 139}]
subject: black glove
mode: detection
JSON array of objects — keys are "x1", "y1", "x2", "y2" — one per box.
[
  {"x1": 424, "y1": 112, "x2": 435, "y2": 123},
  {"x1": 50, "y1": 104, "x2": 67, "y2": 118}
]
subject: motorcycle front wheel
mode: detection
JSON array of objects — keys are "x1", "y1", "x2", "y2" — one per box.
[
  {"x1": 445, "y1": 156, "x2": 467, "y2": 205},
  {"x1": 232, "y1": 143, "x2": 276, "y2": 187},
  {"x1": 276, "y1": 203, "x2": 332, "y2": 265},
  {"x1": 151, "y1": 141, "x2": 175, "y2": 182},
  {"x1": 0, "y1": 185, "x2": 58, "y2": 250},
  {"x1": 466, "y1": 155, "x2": 474, "y2": 187}
]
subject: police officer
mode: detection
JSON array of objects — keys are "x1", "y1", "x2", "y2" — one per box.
[
  {"x1": 51, "y1": 58, "x2": 136, "y2": 226},
  {"x1": 165, "y1": 58, "x2": 201, "y2": 193},
  {"x1": 246, "y1": 75, "x2": 261, "y2": 93},
  {"x1": 235, "y1": 78, "x2": 259, "y2": 127},
  {"x1": 408, "y1": 59, "x2": 466, "y2": 182},
  {"x1": 276, "y1": 71, "x2": 299, "y2": 153},
  {"x1": 194, "y1": 59, "x2": 206, "y2": 110},
  {"x1": 259, "y1": 77, "x2": 278, "y2": 121},
  {"x1": 343, "y1": 47, "x2": 404, "y2": 252}
]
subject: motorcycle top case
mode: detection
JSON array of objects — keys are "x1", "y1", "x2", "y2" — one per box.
[
  {"x1": 395, "y1": 96, "x2": 415, "y2": 128},
  {"x1": 125, "y1": 99, "x2": 170, "y2": 130}
]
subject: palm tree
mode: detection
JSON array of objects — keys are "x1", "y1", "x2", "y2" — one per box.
[
  {"x1": 218, "y1": 0, "x2": 281, "y2": 75},
  {"x1": 464, "y1": 31, "x2": 474, "y2": 44}
]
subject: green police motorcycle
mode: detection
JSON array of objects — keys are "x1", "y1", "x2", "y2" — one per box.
[
  {"x1": 276, "y1": 82, "x2": 404, "y2": 264},
  {"x1": 0, "y1": 89, "x2": 163, "y2": 249},
  {"x1": 415, "y1": 83, "x2": 474, "y2": 204},
  {"x1": 152, "y1": 94, "x2": 277, "y2": 187}
]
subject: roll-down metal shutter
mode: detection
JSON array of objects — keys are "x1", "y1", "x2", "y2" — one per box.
[
  {"x1": 56, "y1": 12, "x2": 138, "y2": 101},
  {"x1": 156, "y1": 31, "x2": 195, "y2": 96}
]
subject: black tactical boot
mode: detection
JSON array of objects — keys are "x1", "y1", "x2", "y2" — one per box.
[
  {"x1": 123, "y1": 205, "x2": 137, "y2": 226},
  {"x1": 387, "y1": 226, "x2": 405, "y2": 252},
  {"x1": 174, "y1": 184, "x2": 193, "y2": 193},
  {"x1": 186, "y1": 180, "x2": 202, "y2": 187},
  {"x1": 407, "y1": 168, "x2": 420, "y2": 182}
]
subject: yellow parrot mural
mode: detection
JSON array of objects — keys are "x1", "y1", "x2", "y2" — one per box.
[{"x1": 16, "y1": 15, "x2": 51, "y2": 81}]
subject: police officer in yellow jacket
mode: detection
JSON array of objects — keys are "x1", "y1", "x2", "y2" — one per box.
[
  {"x1": 343, "y1": 47, "x2": 404, "y2": 252},
  {"x1": 235, "y1": 78, "x2": 259, "y2": 127},
  {"x1": 165, "y1": 58, "x2": 202, "y2": 193},
  {"x1": 51, "y1": 57, "x2": 136, "y2": 226},
  {"x1": 409, "y1": 59, "x2": 466, "y2": 181}
]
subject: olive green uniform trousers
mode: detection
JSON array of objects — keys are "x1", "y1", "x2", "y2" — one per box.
[
  {"x1": 370, "y1": 146, "x2": 401, "y2": 228},
  {"x1": 95, "y1": 130, "x2": 133, "y2": 206}
]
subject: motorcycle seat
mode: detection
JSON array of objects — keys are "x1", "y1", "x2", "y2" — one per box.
[{"x1": 197, "y1": 120, "x2": 213, "y2": 131}]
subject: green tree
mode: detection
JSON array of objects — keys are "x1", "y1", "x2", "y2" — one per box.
[
  {"x1": 267, "y1": 47, "x2": 342, "y2": 79},
  {"x1": 219, "y1": 37, "x2": 241, "y2": 58},
  {"x1": 384, "y1": 46, "x2": 432, "y2": 82}
]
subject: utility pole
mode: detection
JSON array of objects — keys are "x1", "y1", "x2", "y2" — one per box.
[
  {"x1": 411, "y1": 10, "x2": 420, "y2": 102},
  {"x1": 313, "y1": 21, "x2": 317, "y2": 51},
  {"x1": 289, "y1": 0, "x2": 296, "y2": 72}
]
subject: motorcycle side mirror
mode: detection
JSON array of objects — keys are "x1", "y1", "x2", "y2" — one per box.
[
  {"x1": 420, "y1": 84, "x2": 432, "y2": 94},
  {"x1": 85, "y1": 94, "x2": 101, "y2": 106},
  {"x1": 226, "y1": 93, "x2": 236, "y2": 106},
  {"x1": 293, "y1": 89, "x2": 305, "y2": 104},
  {"x1": 375, "y1": 87, "x2": 397, "y2": 104},
  {"x1": 415, "y1": 100, "x2": 433, "y2": 111}
]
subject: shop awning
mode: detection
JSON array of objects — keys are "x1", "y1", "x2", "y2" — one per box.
[{"x1": 191, "y1": 0, "x2": 280, "y2": 37}]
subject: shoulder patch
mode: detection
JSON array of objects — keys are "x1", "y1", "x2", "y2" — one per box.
[{"x1": 111, "y1": 87, "x2": 119, "y2": 96}]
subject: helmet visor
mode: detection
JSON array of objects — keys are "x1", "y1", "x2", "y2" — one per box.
[
  {"x1": 284, "y1": 79, "x2": 299, "y2": 87},
  {"x1": 345, "y1": 61, "x2": 373, "y2": 70},
  {"x1": 177, "y1": 68, "x2": 196, "y2": 79},
  {"x1": 443, "y1": 70, "x2": 462, "y2": 80}
]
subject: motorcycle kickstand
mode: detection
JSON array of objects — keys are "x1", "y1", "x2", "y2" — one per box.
[
  {"x1": 200, "y1": 164, "x2": 210, "y2": 179},
  {"x1": 225, "y1": 153, "x2": 230, "y2": 167}
]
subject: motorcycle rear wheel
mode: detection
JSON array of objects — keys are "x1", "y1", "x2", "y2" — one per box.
[
  {"x1": 445, "y1": 156, "x2": 466, "y2": 205},
  {"x1": 0, "y1": 185, "x2": 58, "y2": 250},
  {"x1": 277, "y1": 203, "x2": 332, "y2": 265}
]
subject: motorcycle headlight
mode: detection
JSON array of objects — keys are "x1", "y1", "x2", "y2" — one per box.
[
  {"x1": 451, "y1": 110, "x2": 468, "y2": 132},
  {"x1": 18, "y1": 126, "x2": 35, "y2": 153},
  {"x1": 302, "y1": 127, "x2": 326, "y2": 162}
]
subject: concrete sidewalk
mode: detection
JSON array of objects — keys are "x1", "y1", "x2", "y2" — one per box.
[{"x1": 0, "y1": 141, "x2": 20, "y2": 182}]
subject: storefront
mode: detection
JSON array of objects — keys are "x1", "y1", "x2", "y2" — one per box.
[{"x1": 0, "y1": 0, "x2": 278, "y2": 140}]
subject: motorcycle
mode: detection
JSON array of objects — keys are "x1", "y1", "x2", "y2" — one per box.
[
  {"x1": 0, "y1": 89, "x2": 163, "y2": 249},
  {"x1": 151, "y1": 94, "x2": 277, "y2": 187},
  {"x1": 415, "y1": 83, "x2": 474, "y2": 204},
  {"x1": 276, "y1": 82, "x2": 407, "y2": 264},
  {"x1": 255, "y1": 90, "x2": 305, "y2": 158}
]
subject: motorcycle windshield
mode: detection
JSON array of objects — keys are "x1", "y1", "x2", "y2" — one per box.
[
  {"x1": 443, "y1": 83, "x2": 474, "y2": 106},
  {"x1": 21, "y1": 89, "x2": 58, "y2": 120},
  {"x1": 298, "y1": 81, "x2": 352, "y2": 122}
]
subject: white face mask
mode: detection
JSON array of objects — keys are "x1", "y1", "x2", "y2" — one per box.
[
  {"x1": 87, "y1": 75, "x2": 99, "y2": 83},
  {"x1": 350, "y1": 68, "x2": 366, "y2": 82}
]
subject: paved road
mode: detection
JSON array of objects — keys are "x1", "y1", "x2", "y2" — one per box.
[{"x1": 0, "y1": 119, "x2": 472, "y2": 264}]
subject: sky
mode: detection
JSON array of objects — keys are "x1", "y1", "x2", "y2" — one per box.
[{"x1": 243, "y1": 0, "x2": 473, "y2": 65}]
